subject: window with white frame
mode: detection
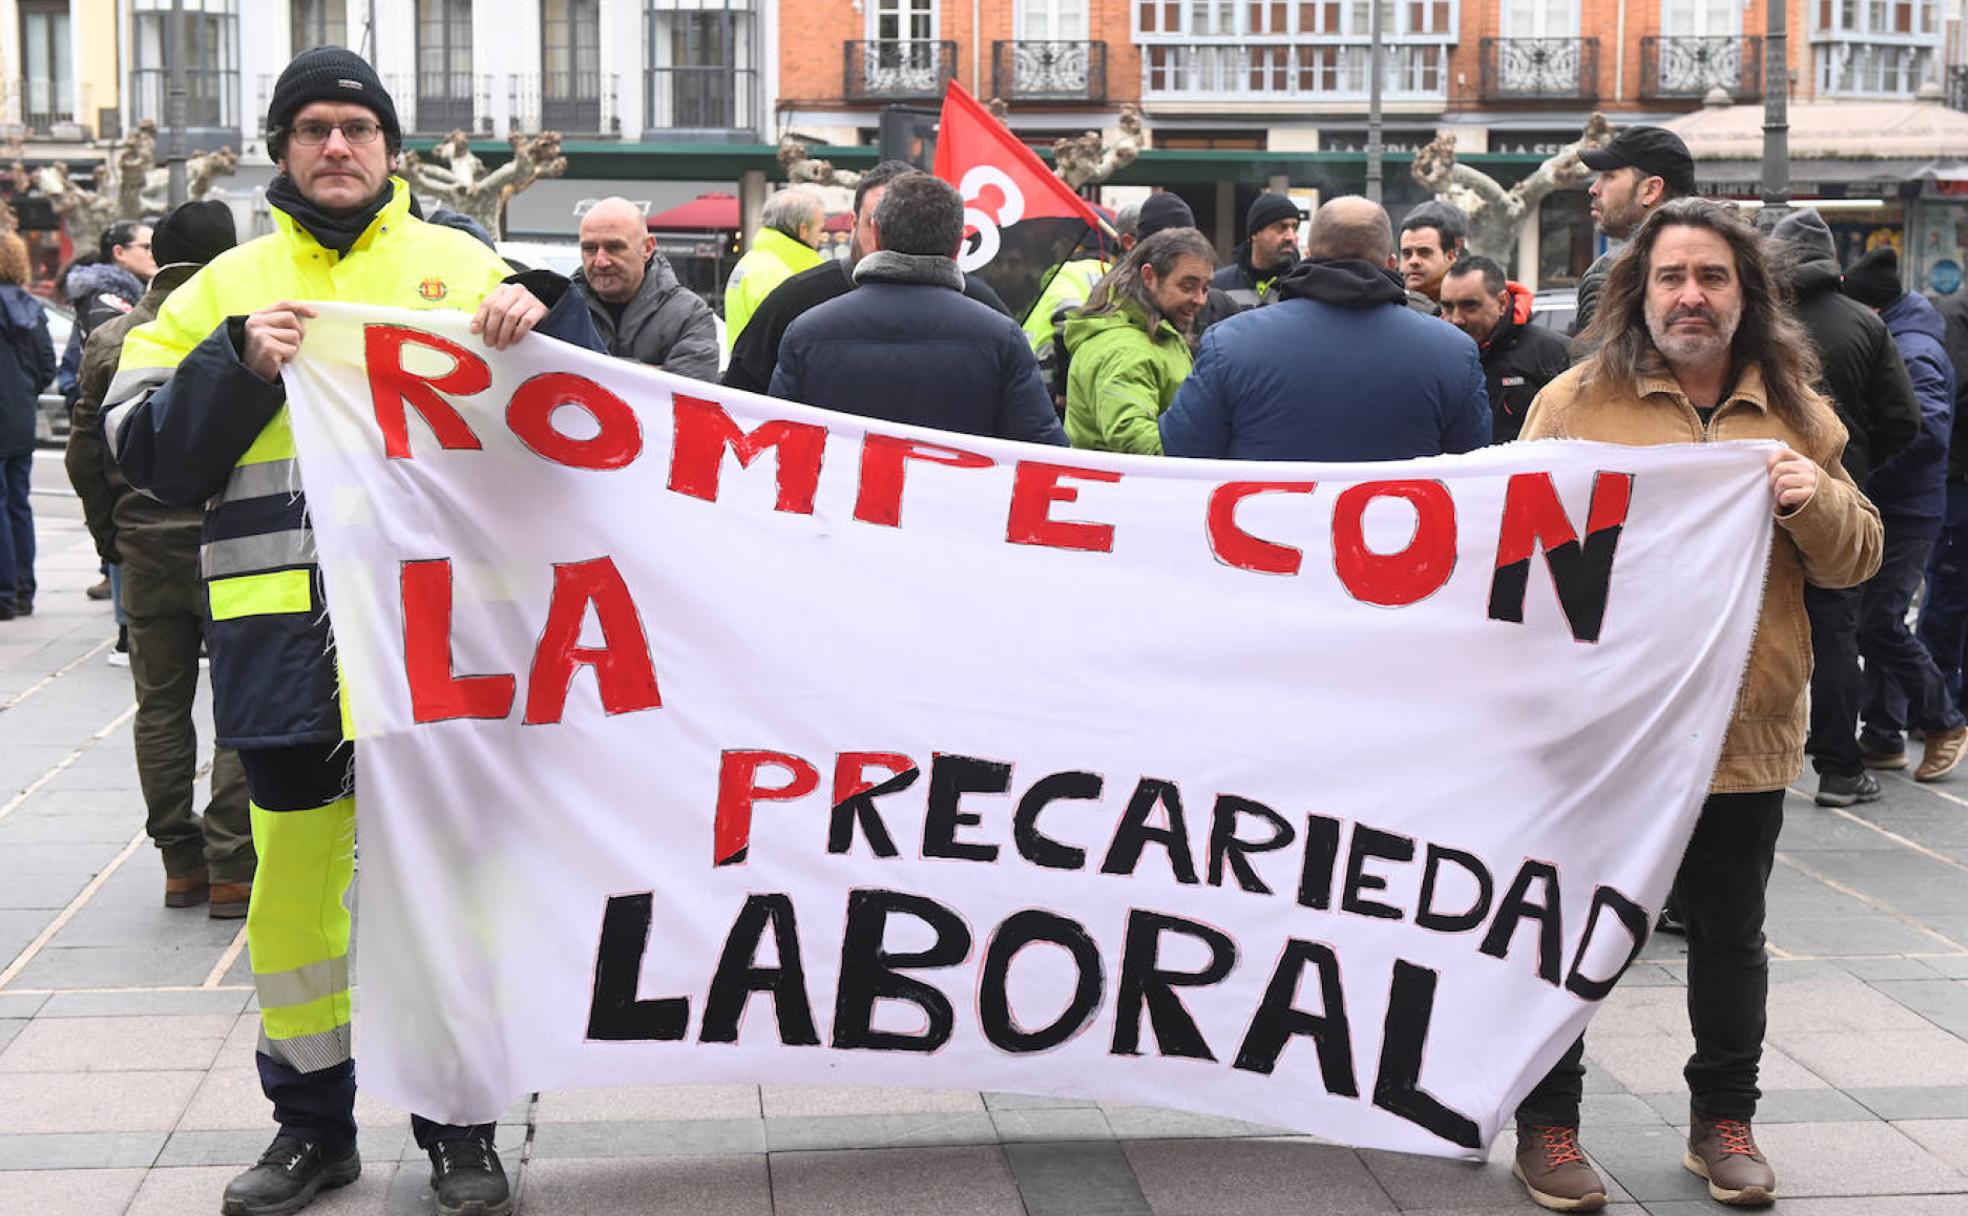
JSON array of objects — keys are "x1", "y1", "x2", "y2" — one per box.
[
  {"x1": 1019, "y1": 0, "x2": 1090, "y2": 40},
  {"x1": 132, "y1": 0, "x2": 239, "y2": 130},
  {"x1": 1812, "y1": 0, "x2": 1940, "y2": 95},
  {"x1": 1133, "y1": 0, "x2": 1453, "y2": 38}
]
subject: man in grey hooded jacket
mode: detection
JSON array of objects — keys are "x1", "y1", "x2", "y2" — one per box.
[{"x1": 572, "y1": 196, "x2": 720, "y2": 381}]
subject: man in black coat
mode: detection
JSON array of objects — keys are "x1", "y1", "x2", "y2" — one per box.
[
  {"x1": 1438, "y1": 254, "x2": 1569, "y2": 443},
  {"x1": 768, "y1": 173, "x2": 1065, "y2": 446},
  {"x1": 1210, "y1": 192, "x2": 1301, "y2": 309},
  {"x1": 1768, "y1": 208, "x2": 1926, "y2": 804},
  {"x1": 723, "y1": 161, "x2": 1010, "y2": 395}
]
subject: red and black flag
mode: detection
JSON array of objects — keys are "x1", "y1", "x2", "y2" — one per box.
[{"x1": 933, "y1": 80, "x2": 1109, "y2": 322}]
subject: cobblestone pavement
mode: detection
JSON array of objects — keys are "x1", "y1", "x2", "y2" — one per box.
[{"x1": 9, "y1": 452, "x2": 1968, "y2": 1214}]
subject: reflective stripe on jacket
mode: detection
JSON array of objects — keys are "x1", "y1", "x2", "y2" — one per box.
[{"x1": 103, "y1": 176, "x2": 595, "y2": 748}]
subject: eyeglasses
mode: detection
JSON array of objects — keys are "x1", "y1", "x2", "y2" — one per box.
[
  {"x1": 125, "y1": 242, "x2": 152, "y2": 251},
  {"x1": 290, "y1": 118, "x2": 383, "y2": 146}
]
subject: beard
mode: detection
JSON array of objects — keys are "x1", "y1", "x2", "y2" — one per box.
[{"x1": 1646, "y1": 299, "x2": 1739, "y2": 367}]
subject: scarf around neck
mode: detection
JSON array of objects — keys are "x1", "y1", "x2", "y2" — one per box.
[
  {"x1": 266, "y1": 174, "x2": 394, "y2": 256},
  {"x1": 852, "y1": 250, "x2": 964, "y2": 292}
]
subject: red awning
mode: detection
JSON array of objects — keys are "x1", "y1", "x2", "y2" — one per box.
[{"x1": 645, "y1": 193, "x2": 739, "y2": 231}]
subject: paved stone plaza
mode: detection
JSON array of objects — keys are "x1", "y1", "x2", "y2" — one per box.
[{"x1": 10, "y1": 457, "x2": 1968, "y2": 1214}]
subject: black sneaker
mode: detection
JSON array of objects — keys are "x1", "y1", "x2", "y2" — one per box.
[
  {"x1": 430, "y1": 1137, "x2": 513, "y2": 1216},
  {"x1": 221, "y1": 1135, "x2": 360, "y2": 1216},
  {"x1": 1815, "y1": 770, "x2": 1882, "y2": 807},
  {"x1": 107, "y1": 624, "x2": 130, "y2": 668}
]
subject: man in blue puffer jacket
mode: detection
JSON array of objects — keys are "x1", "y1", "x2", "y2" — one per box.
[
  {"x1": 1840, "y1": 246, "x2": 1966, "y2": 772},
  {"x1": 1160, "y1": 195, "x2": 1490, "y2": 461}
]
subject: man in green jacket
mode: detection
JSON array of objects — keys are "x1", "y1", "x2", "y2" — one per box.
[
  {"x1": 68, "y1": 199, "x2": 255, "y2": 917},
  {"x1": 1063, "y1": 227, "x2": 1215, "y2": 454},
  {"x1": 724, "y1": 187, "x2": 826, "y2": 342}
]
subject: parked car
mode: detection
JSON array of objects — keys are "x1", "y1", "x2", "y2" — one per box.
[
  {"x1": 34, "y1": 297, "x2": 73, "y2": 446},
  {"x1": 1528, "y1": 288, "x2": 1577, "y2": 336},
  {"x1": 495, "y1": 240, "x2": 583, "y2": 279}
]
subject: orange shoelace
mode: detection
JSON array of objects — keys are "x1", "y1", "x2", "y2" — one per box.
[
  {"x1": 1712, "y1": 1119, "x2": 1760, "y2": 1157},
  {"x1": 1538, "y1": 1126, "x2": 1586, "y2": 1166}
]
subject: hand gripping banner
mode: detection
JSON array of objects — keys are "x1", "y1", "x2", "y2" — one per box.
[{"x1": 282, "y1": 305, "x2": 1774, "y2": 1158}]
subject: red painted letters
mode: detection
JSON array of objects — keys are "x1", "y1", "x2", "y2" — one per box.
[
  {"x1": 668, "y1": 395, "x2": 826, "y2": 513},
  {"x1": 507, "y1": 372, "x2": 643, "y2": 470},
  {"x1": 853, "y1": 434, "x2": 996, "y2": 527},
  {"x1": 714, "y1": 750, "x2": 822, "y2": 866},
  {"x1": 1206, "y1": 482, "x2": 1319, "y2": 574},
  {"x1": 400, "y1": 559, "x2": 517, "y2": 722},
  {"x1": 1007, "y1": 461, "x2": 1124, "y2": 552},
  {"x1": 524, "y1": 558, "x2": 664, "y2": 725},
  {"x1": 365, "y1": 325, "x2": 488, "y2": 459},
  {"x1": 1331, "y1": 481, "x2": 1457, "y2": 607}
]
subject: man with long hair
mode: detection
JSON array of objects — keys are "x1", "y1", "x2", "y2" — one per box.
[
  {"x1": 1062, "y1": 227, "x2": 1214, "y2": 453},
  {"x1": 1513, "y1": 198, "x2": 1881, "y2": 1212}
]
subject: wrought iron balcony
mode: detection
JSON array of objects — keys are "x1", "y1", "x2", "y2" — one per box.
[
  {"x1": 410, "y1": 70, "x2": 480, "y2": 134},
  {"x1": 511, "y1": 71, "x2": 621, "y2": 135},
  {"x1": 844, "y1": 40, "x2": 957, "y2": 102},
  {"x1": 1478, "y1": 37, "x2": 1599, "y2": 101},
  {"x1": 1139, "y1": 42, "x2": 1450, "y2": 104},
  {"x1": 1640, "y1": 35, "x2": 1762, "y2": 100},
  {"x1": 992, "y1": 41, "x2": 1107, "y2": 103}
]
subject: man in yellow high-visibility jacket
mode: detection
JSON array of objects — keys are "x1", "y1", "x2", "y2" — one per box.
[
  {"x1": 103, "y1": 49, "x2": 598, "y2": 1216},
  {"x1": 723, "y1": 186, "x2": 826, "y2": 343}
]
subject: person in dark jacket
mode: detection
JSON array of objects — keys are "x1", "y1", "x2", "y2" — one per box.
[
  {"x1": 1161, "y1": 195, "x2": 1490, "y2": 461},
  {"x1": 1571, "y1": 125, "x2": 1694, "y2": 341},
  {"x1": 1439, "y1": 254, "x2": 1570, "y2": 443},
  {"x1": 1837, "y1": 247, "x2": 1968, "y2": 774},
  {"x1": 1210, "y1": 191, "x2": 1300, "y2": 309},
  {"x1": 723, "y1": 161, "x2": 1010, "y2": 395},
  {"x1": 1921, "y1": 287, "x2": 1968, "y2": 715},
  {"x1": 572, "y1": 196, "x2": 719, "y2": 381},
  {"x1": 69, "y1": 199, "x2": 256, "y2": 916},
  {"x1": 1768, "y1": 208, "x2": 1934, "y2": 802},
  {"x1": 1398, "y1": 201, "x2": 1467, "y2": 314},
  {"x1": 769, "y1": 172, "x2": 1065, "y2": 446},
  {"x1": 0, "y1": 232, "x2": 56, "y2": 621}
]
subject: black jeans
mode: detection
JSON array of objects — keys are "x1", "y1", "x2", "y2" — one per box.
[
  {"x1": 1917, "y1": 484, "x2": 1968, "y2": 714},
  {"x1": 1516, "y1": 789, "x2": 1783, "y2": 1126},
  {"x1": 1806, "y1": 584, "x2": 1865, "y2": 778},
  {"x1": 1864, "y1": 526, "x2": 1968, "y2": 744}
]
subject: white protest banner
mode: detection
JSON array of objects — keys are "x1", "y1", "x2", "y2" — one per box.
[{"x1": 281, "y1": 304, "x2": 1774, "y2": 1159}]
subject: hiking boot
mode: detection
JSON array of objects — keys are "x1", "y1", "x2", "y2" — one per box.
[
  {"x1": 221, "y1": 1135, "x2": 360, "y2": 1215},
  {"x1": 1861, "y1": 736, "x2": 1909, "y2": 770},
  {"x1": 429, "y1": 1137, "x2": 512, "y2": 1216},
  {"x1": 1917, "y1": 726, "x2": 1968, "y2": 782},
  {"x1": 163, "y1": 869, "x2": 209, "y2": 908},
  {"x1": 1685, "y1": 1113, "x2": 1776, "y2": 1206},
  {"x1": 86, "y1": 575, "x2": 111, "y2": 601},
  {"x1": 1815, "y1": 770, "x2": 1881, "y2": 807},
  {"x1": 210, "y1": 880, "x2": 253, "y2": 920},
  {"x1": 1512, "y1": 1125, "x2": 1607, "y2": 1212}
]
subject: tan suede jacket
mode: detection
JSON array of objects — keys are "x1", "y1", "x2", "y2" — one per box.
[{"x1": 1522, "y1": 361, "x2": 1883, "y2": 794}]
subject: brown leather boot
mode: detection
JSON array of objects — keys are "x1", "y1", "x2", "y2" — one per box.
[
  {"x1": 209, "y1": 881, "x2": 253, "y2": 920},
  {"x1": 164, "y1": 869, "x2": 209, "y2": 908},
  {"x1": 1685, "y1": 1112, "x2": 1776, "y2": 1206},
  {"x1": 1512, "y1": 1125, "x2": 1607, "y2": 1212}
]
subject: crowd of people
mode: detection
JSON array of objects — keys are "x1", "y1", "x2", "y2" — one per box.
[{"x1": 0, "y1": 41, "x2": 1962, "y2": 1216}]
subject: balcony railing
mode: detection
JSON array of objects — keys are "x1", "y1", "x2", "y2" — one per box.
[
  {"x1": 844, "y1": 40, "x2": 957, "y2": 102},
  {"x1": 647, "y1": 65, "x2": 758, "y2": 132},
  {"x1": 413, "y1": 70, "x2": 479, "y2": 134},
  {"x1": 1950, "y1": 64, "x2": 1968, "y2": 111},
  {"x1": 1479, "y1": 37, "x2": 1599, "y2": 101},
  {"x1": 9, "y1": 78, "x2": 76, "y2": 134},
  {"x1": 1640, "y1": 35, "x2": 1762, "y2": 100},
  {"x1": 535, "y1": 71, "x2": 619, "y2": 135},
  {"x1": 1140, "y1": 42, "x2": 1450, "y2": 104},
  {"x1": 992, "y1": 40, "x2": 1108, "y2": 103},
  {"x1": 128, "y1": 66, "x2": 239, "y2": 130}
]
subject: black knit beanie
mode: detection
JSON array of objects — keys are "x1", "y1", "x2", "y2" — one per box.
[
  {"x1": 266, "y1": 46, "x2": 400, "y2": 160},
  {"x1": 1841, "y1": 246, "x2": 1902, "y2": 309},
  {"x1": 151, "y1": 199, "x2": 237, "y2": 268},
  {"x1": 1245, "y1": 192, "x2": 1302, "y2": 239}
]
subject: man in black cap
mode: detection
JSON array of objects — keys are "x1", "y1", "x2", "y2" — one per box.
[
  {"x1": 69, "y1": 200, "x2": 256, "y2": 923},
  {"x1": 102, "y1": 46, "x2": 599, "y2": 1216},
  {"x1": 1572, "y1": 125, "x2": 1697, "y2": 339},
  {"x1": 1212, "y1": 191, "x2": 1301, "y2": 309}
]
